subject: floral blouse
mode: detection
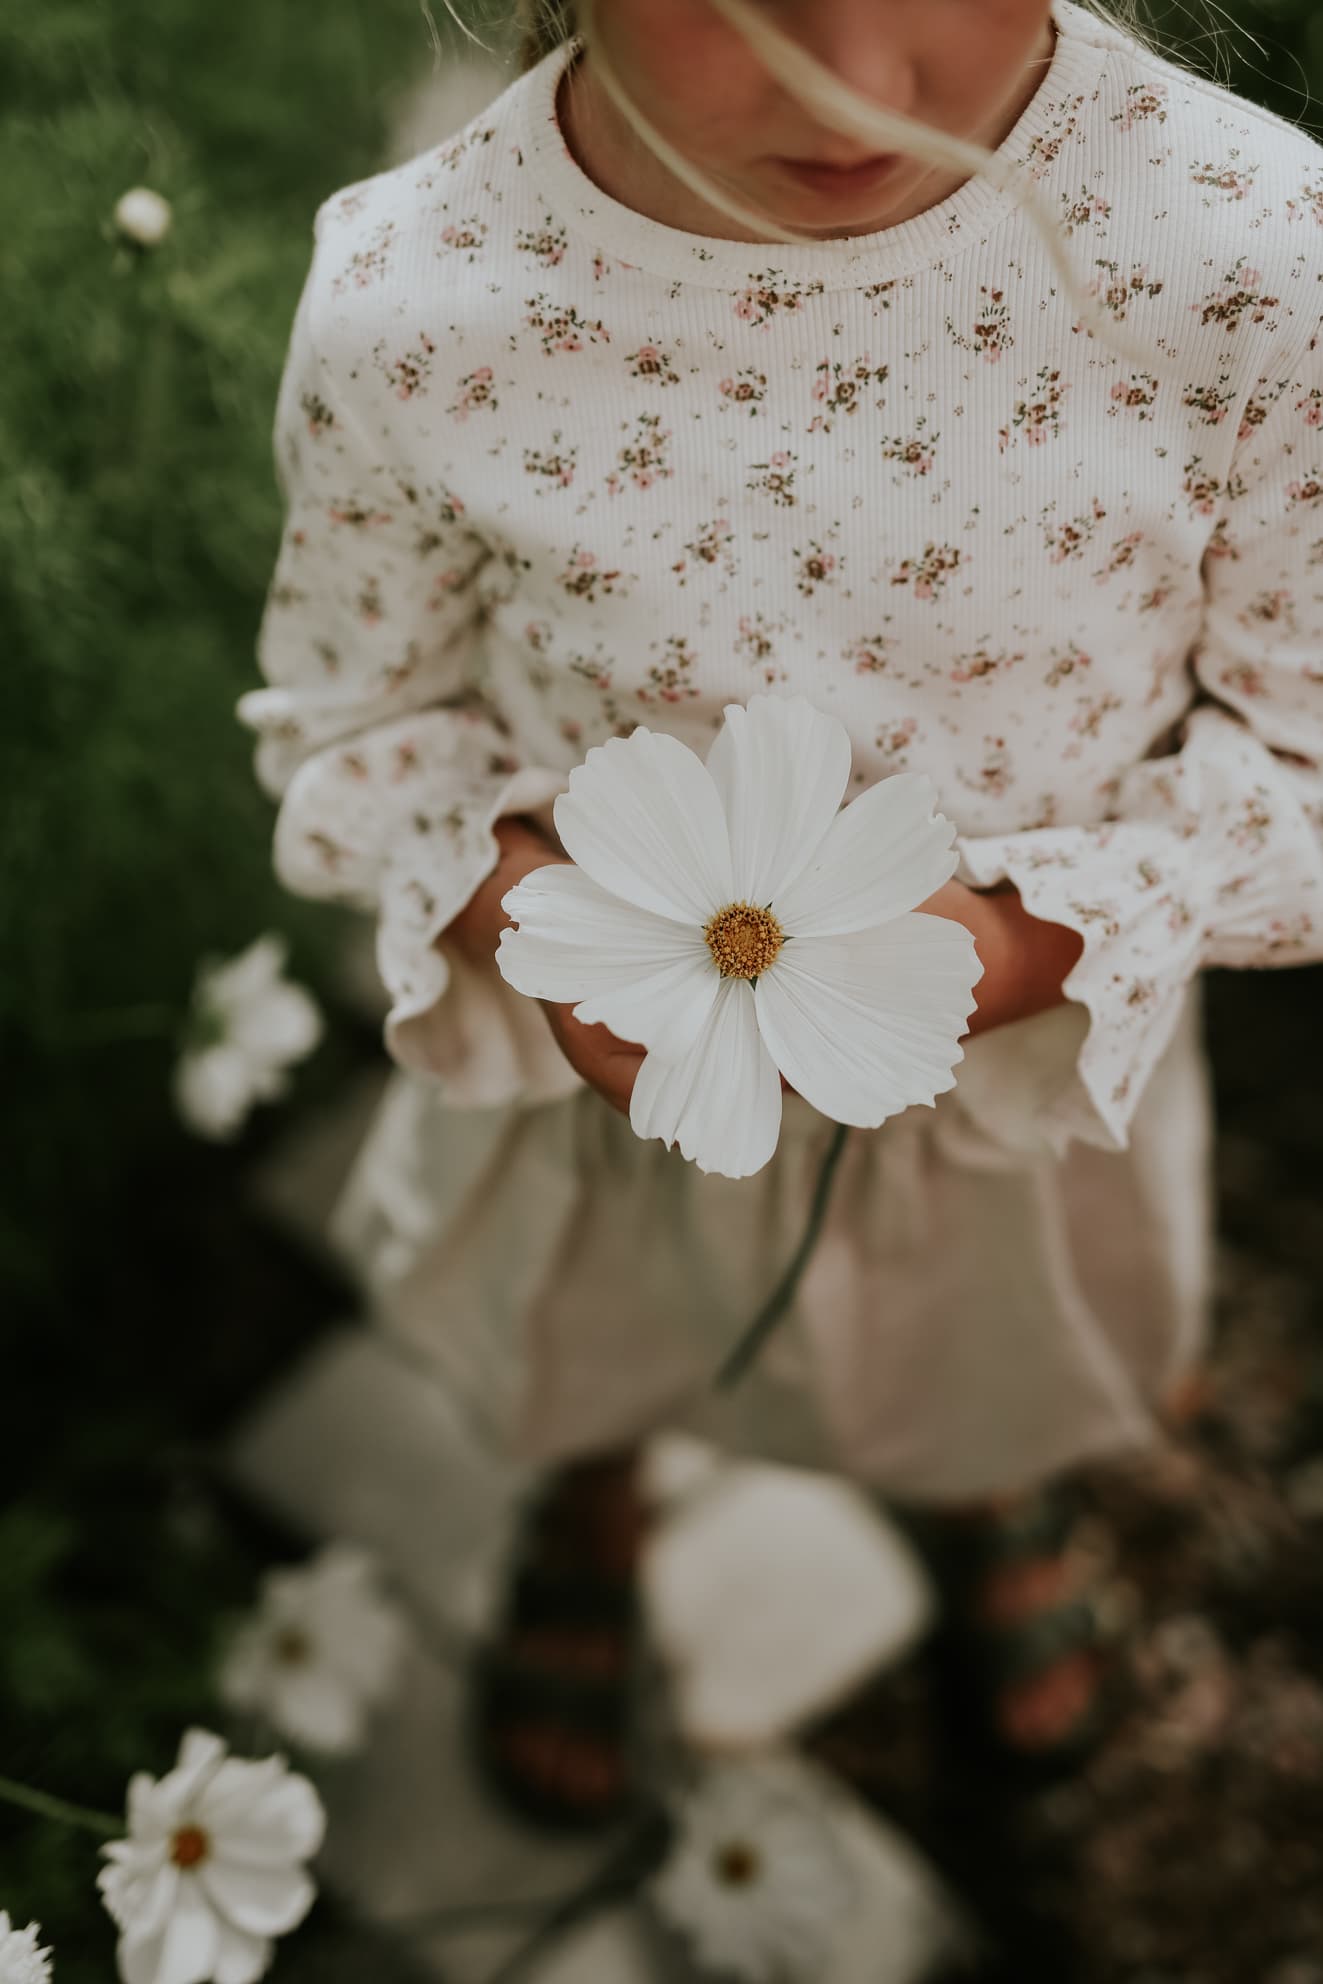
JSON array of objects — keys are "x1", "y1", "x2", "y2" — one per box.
[{"x1": 239, "y1": 0, "x2": 1323, "y2": 1158}]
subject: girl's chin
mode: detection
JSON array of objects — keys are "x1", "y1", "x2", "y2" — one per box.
[
  {"x1": 758, "y1": 158, "x2": 924, "y2": 235},
  {"x1": 765, "y1": 193, "x2": 909, "y2": 238}
]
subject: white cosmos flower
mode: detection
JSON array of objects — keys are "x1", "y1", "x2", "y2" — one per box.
[
  {"x1": 97, "y1": 1729, "x2": 324, "y2": 1984},
  {"x1": 0, "y1": 1913, "x2": 53, "y2": 1984},
  {"x1": 173, "y1": 935, "x2": 322, "y2": 1141},
  {"x1": 497, "y1": 695, "x2": 981, "y2": 1178},
  {"x1": 218, "y1": 1543, "x2": 407, "y2": 1755},
  {"x1": 649, "y1": 1759, "x2": 856, "y2": 1982}
]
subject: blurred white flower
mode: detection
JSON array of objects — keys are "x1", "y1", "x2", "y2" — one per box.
[
  {"x1": 114, "y1": 188, "x2": 173, "y2": 246},
  {"x1": 97, "y1": 1728, "x2": 324, "y2": 1984},
  {"x1": 649, "y1": 1759, "x2": 856, "y2": 1982},
  {"x1": 173, "y1": 935, "x2": 322, "y2": 1141},
  {"x1": 497, "y1": 695, "x2": 979, "y2": 1178},
  {"x1": 0, "y1": 1913, "x2": 53, "y2": 1984},
  {"x1": 218, "y1": 1543, "x2": 407, "y2": 1755}
]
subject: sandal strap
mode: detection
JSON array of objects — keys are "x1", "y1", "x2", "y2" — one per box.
[
  {"x1": 899, "y1": 1484, "x2": 1083, "y2": 1596},
  {"x1": 974, "y1": 1491, "x2": 1080, "y2": 1564},
  {"x1": 477, "y1": 1653, "x2": 634, "y2": 1727},
  {"x1": 958, "y1": 1592, "x2": 1107, "y2": 1688},
  {"x1": 507, "y1": 1561, "x2": 638, "y2": 1629}
]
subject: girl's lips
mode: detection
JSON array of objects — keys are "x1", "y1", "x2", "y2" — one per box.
[{"x1": 773, "y1": 154, "x2": 900, "y2": 197}]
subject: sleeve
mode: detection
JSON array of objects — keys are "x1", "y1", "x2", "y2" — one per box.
[
  {"x1": 236, "y1": 215, "x2": 581, "y2": 1109},
  {"x1": 955, "y1": 328, "x2": 1323, "y2": 1158}
]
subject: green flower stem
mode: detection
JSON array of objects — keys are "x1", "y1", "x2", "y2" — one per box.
[
  {"x1": 0, "y1": 1773, "x2": 121, "y2": 1838},
  {"x1": 478, "y1": 1811, "x2": 673, "y2": 1984},
  {"x1": 714, "y1": 1120, "x2": 850, "y2": 1391}
]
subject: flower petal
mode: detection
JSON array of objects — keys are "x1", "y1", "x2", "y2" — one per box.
[
  {"x1": 202, "y1": 936, "x2": 287, "y2": 1018},
  {"x1": 771, "y1": 772, "x2": 957, "y2": 936},
  {"x1": 198, "y1": 1765, "x2": 326, "y2": 1867},
  {"x1": 123, "y1": 1772, "x2": 178, "y2": 1845},
  {"x1": 754, "y1": 915, "x2": 981, "y2": 1127},
  {"x1": 498, "y1": 863, "x2": 708, "y2": 985},
  {"x1": 172, "y1": 1047, "x2": 254, "y2": 1141},
  {"x1": 575, "y1": 953, "x2": 720, "y2": 1061},
  {"x1": 552, "y1": 729, "x2": 734, "y2": 923},
  {"x1": 98, "y1": 1853, "x2": 178, "y2": 1940},
  {"x1": 231, "y1": 984, "x2": 323, "y2": 1065},
  {"x1": 117, "y1": 1929, "x2": 170, "y2": 1984},
  {"x1": 498, "y1": 863, "x2": 720, "y2": 1058},
  {"x1": 630, "y1": 979, "x2": 782, "y2": 1179},
  {"x1": 705, "y1": 696, "x2": 852, "y2": 905},
  {"x1": 213, "y1": 1921, "x2": 273, "y2": 1984},
  {"x1": 650, "y1": 1761, "x2": 855, "y2": 1983},
  {"x1": 121, "y1": 1873, "x2": 219, "y2": 1984},
  {"x1": 199, "y1": 1859, "x2": 317, "y2": 1939},
  {"x1": 143, "y1": 1733, "x2": 227, "y2": 1830},
  {"x1": 271, "y1": 1667, "x2": 363, "y2": 1754}
]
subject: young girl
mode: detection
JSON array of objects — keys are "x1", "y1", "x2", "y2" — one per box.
[{"x1": 239, "y1": 0, "x2": 1323, "y2": 1827}]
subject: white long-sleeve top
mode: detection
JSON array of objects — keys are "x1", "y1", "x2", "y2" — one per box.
[{"x1": 237, "y1": 1, "x2": 1323, "y2": 1496}]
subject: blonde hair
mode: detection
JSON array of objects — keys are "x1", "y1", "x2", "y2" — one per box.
[{"x1": 517, "y1": 0, "x2": 573, "y2": 69}]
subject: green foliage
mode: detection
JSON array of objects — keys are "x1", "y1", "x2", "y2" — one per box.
[
  {"x1": 1, "y1": 1, "x2": 475, "y2": 1971},
  {"x1": 1, "y1": 0, "x2": 454, "y2": 1314},
  {"x1": 1146, "y1": 0, "x2": 1323, "y2": 133}
]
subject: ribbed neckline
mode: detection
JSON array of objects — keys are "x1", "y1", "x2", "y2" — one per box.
[{"x1": 514, "y1": 1, "x2": 1125, "y2": 292}]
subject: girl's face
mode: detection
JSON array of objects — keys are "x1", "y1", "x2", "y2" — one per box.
[{"x1": 566, "y1": 0, "x2": 1056, "y2": 239}]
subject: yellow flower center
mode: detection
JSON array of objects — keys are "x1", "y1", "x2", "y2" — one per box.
[
  {"x1": 275, "y1": 1626, "x2": 312, "y2": 1665},
  {"x1": 170, "y1": 1825, "x2": 211, "y2": 1869},
  {"x1": 703, "y1": 903, "x2": 784, "y2": 981},
  {"x1": 714, "y1": 1839, "x2": 761, "y2": 1886}
]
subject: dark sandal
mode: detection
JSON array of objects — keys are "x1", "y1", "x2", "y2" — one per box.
[
  {"x1": 902, "y1": 1483, "x2": 1129, "y2": 1777},
  {"x1": 469, "y1": 1458, "x2": 645, "y2": 1832}
]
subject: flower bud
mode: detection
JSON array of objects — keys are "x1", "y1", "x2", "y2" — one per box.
[{"x1": 114, "y1": 187, "x2": 172, "y2": 246}]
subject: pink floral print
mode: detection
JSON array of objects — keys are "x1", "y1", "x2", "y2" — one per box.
[
  {"x1": 626, "y1": 344, "x2": 681, "y2": 386},
  {"x1": 1195, "y1": 259, "x2": 1282, "y2": 334},
  {"x1": 891, "y1": 542, "x2": 964, "y2": 600},
  {"x1": 808, "y1": 354, "x2": 888, "y2": 433},
  {"x1": 746, "y1": 451, "x2": 799, "y2": 505},
  {"x1": 998, "y1": 366, "x2": 1070, "y2": 451},
  {"x1": 447, "y1": 366, "x2": 497, "y2": 421},
  {"x1": 718, "y1": 368, "x2": 768, "y2": 412},
  {"x1": 605, "y1": 412, "x2": 673, "y2": 495},
  {"x1": 946, "y1": 284, "x2": 1014, "y2": 362},
  {"x1": 242, "y1": 2, "x2": 1323, "y2": 1174},
  {"x1": 373, "y1": 333, "x2": 438, "y2": 401}
]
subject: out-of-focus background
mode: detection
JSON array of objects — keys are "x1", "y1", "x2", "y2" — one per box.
[{"x1": 4, "y1": 3, "x2": 1323, "y2": 1980}]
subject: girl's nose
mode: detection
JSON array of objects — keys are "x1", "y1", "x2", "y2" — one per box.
[{"x1": 793, "y1": 0, "x2": 918, "y2": 121}]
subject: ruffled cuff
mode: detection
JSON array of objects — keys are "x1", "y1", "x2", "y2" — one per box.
[
  {"x1": 257, "y1": 690, "x2": 586, "y2": 1109},
  {"x1": 955, "y1": 821, "x2": 1209, "y2": 1156},
  {"x1": 377, "y1": 766, "x2": 586, "y2": 1109}
]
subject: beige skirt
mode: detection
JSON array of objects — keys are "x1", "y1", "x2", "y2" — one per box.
[{"x1": 329, "y1": 984, "x2": 1214, "y2": 1504}]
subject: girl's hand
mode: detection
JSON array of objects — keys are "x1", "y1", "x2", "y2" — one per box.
[
  {"x1": 444, "y1": 813, "x2": 570, "y2": 964},
  {"x1": 443, "y1": 814, "x2": 646, "y2": 1117},
  {"x1": 917, "y1": 878, "x2": 1084, "y2": 1036},
  {"x1": 537, "y1": 1001, "x2": 646, "y2": 1115}
]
